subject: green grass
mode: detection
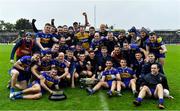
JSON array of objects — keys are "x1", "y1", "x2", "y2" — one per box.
[{"x1": 0, "y1": 44, "x2": 180, "y2": 110}]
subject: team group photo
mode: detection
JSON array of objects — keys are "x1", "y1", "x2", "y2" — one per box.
[{"x1": 0, "y1": 0, "x2": 180, "y2": 110}]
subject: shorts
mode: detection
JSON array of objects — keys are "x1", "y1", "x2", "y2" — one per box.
[
  {"x1": 27, "y1": 80, "x2": 45, "y2": 94},
  {"x1": 10, "y1": 67, "x2": 31, "y2": 82},
  {"x1": 123, "y1": 81, "x2": 130, "y2": 88},
  {"x1": 107, "y1": 80, "x2": 113, "y2": 87},
  {"x1": 152, "y1": 52, "x2": 165, "y2": 59},
  {"x1": 150, "y1": 88, "x2": 155, "y2": 95}
]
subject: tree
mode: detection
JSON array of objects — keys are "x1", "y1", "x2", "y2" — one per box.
[
  {"x1": 3, "y1": 22, "x2": 15, "y2": 31},
  {"x1": 15, "y1": 18, "x2": 32, "y2": 30},
  {"x1": 0, "y1": 20, "x2": 15, "y2": 32}
]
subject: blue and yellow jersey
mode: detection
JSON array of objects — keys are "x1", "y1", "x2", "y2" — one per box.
[
  {"x1": 90, "y1": 39, "x2": 103, "y2": 50},
  {"x1": 102, "y1": 68, "x2": 119, "y2": 81},
  {"x1": 42, "y1": 72, "x2": 59, "y2": 88},
  {"x1": 19, "y1": 56, "x2": 33, "y2": 68},
  {"x1": 75, "y1": 32, "x2": 90, "y2": 49},
  {"x1": 117, "y1": 67, "x2": 135, "y2": 82},
  {"x1": 36, "y1": 32, "x2": 52, "y2": 48},
  {"x1": 53, "y1": 59, "x2": 67, "y2": 75},
  {"x1": 146, "y1": 38, "x2": 164, "y2": 54},
  {"x1": 39, "y1": 60, "x2": 54, "y2": 71}
]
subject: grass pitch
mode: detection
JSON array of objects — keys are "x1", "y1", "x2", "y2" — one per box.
[{"x1": 0, "y1": 44, "x2": 180, "y2": 110}]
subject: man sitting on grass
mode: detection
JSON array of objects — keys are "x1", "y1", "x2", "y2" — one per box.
[
  {"x1": 133, "y1": 63, "x2": 169, "y2": 109},
  {"x1": 86, "y1": 60, "x2": 120, "y2": 96}
]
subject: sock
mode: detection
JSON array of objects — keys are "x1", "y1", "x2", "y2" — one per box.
[
  {"x1": 109, "y1": 90, "x2": 112, "y2": 93},
  {"x1": 15, "y1": 95, "x2": 23, "y2": 99},
  {"x1": 133, "y1": 90, "x2": 137, "y2": 94},
  {"x1": 136, "y1": 97, "x2": 142, "y2": 102},
  {"x1": 159, "y1": 98, "x2": 164, "y2": 104},
  {"x1": 15, "y1": 91, "x2": 23, "y2": 96},
  {"x1": 91, "y1": 89, "x2": 95, "y2": 93},
  {"x1": 10, "y1": 87, "x2": 15, "y2": 93}
]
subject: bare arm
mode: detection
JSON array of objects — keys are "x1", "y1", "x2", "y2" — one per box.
[
  {"x1": 36, "y1": 38, "x2": 44, "y2": 50},
  {"x1": 31, "y1": 64, "x2": 41, "y2": 79},
  {"x1": 40, "y1": 77, "x2": 54, "y2": 94},
  {"x1": 58, "y1": 67, "x2": 69, "y2": 79},
  {"x1": 14, "y1": 60, "x2": 25, "y2": 71}
]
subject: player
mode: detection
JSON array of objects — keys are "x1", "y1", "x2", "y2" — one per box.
[
  {"x1": 53, "y1": 52, "x2": 70, "y2": 82},
  {"x1": 9, "y1": 52, "x2": 40, "y2": 98},
  {"x1": 75, "y1": 26, "x2": 90, "y2": 50},
  {"x1": 74, "y1": 53, "x2": 92, "y2": 79},
  {"x1": 10, "y1": 32, "x2": 35, "y2": 63},
  {"x1": 10, "y1": 68, "x2": 59, "y2": 100},
  {"x1": 35, "y1": 23, "x2": 52, "y2": 51},
  {"x1": 133, "y1": 64, "x2": 169, "y2": 109},
  {"x1": 146, "y1": 32, "x2": 167, "y2": 66},
  {"x1": 117, "y1": 59, "x2": 137, "y2": 95},
  {"x1": 86, "y1": 60, "x2": 120, "y2": 96}
]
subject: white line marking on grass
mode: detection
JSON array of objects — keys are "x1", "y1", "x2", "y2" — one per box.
[{"x1": 99, "y1": 92, "x2": 109, "y2": 111}]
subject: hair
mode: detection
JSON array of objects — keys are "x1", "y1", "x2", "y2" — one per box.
[
  {"x1": 114, "y1": 45, "x2": 120, "y2": 49},
  {"x1": 106, "y1": 59, "x2": 113, "y2": 63},
  {"x1": 51, "y1": 67, "x2": 58, "y2": 71},
  {"x1": 101, "y1": 46, "x2": 107, "y2": 50},
  {"x1": 135, "y1": 51, "x2": 143, "y2": 55},
  {"x1": 120, "y1": 59, "x2": 127, "y2": 63},
  {"x1": 148, "y1": 53, "x2": 155, "y2": 56},
  {"x1": 73, "y1": 22, "x2": 78, "y2": 26},
  {"x1": 63, "y1": 25, "x2": 68, "y2": 28},
  {"x1": 45, "y1": 51, "x2": 52, "y2": 55},
  {"x1": 57, "y1": 26, "x2": 63, "y2": 28},
  {"x1": 151, "y1": 63, "x2": 160, "y2": 69},
  {"x1": 89, "y1": 50, "x2": 95, "y2": 54},
  {"x1": 89, "y1": 26, "x2": 95, "y2": 30},
  {"x1": 33, "y1": 51, "x2": 41, "y2": 55},
  {"x1": 45, "y1": 23, "x2": 51, "y2": 26},
  {"x1": 68, "y1": 26, "x2": 74, "y2": 30}
]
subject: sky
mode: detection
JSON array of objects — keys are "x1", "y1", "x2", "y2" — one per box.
[{"x1": 0, "y1": 0, "x2": 180, "y2": 30}]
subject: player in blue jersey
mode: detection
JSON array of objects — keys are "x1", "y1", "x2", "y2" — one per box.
[
  {"x1": 117, "y1": 59, "x2": 137, "y2": 95},
  {"x1": 53, "y1": 52, "x2": 70, "y2": 82},
  {"x1": 10, "y1": 68, "x2": 59, "y2": 100},
  {"x1": 41, "y1": 43, "x2": 59, "y2": 59},
  {"x1": 31, "y1": 52, "x2": 54, "y2": 81},
  {"x1": 86, "y1": 60, "x2": 120, "y2": 96},
  {"x1": 36, "y1": 23, "x2": 53, "y2": 51},
  {"x1": 146, "y1": 32, "x2": 167, "y2": 66},
  {"x1": 9, "y1": 52, "x2": 40, "y2": 98},
  {"x1": 90, "y1": 32, "x2": 104, "y2": 56}
]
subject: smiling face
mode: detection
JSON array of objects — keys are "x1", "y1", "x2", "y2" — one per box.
[
  {"x1": 135, "y1": 53, "x2": 142, "y2": 60},
  {"x1": 149, "y1": 35, "x2": 157, "y2": 43},
  {"x1": 50, "y1": 68, "x2": 58, "y2": 77},
  {"x1": 58, "y1": 52, "x2": 64, "y2": 61},
  {"x1": 79, "y1": 54, "x2": 85, "y2": 61},
  {"x1": 32, "y1": 53, "x2": 40, "y2": 61},
  {"x1": 151, "y1": 64, "x2": 159, "y2": 75},
  {"x1": 94, "y1": 33, "x2": 100, "y2": 40}
]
